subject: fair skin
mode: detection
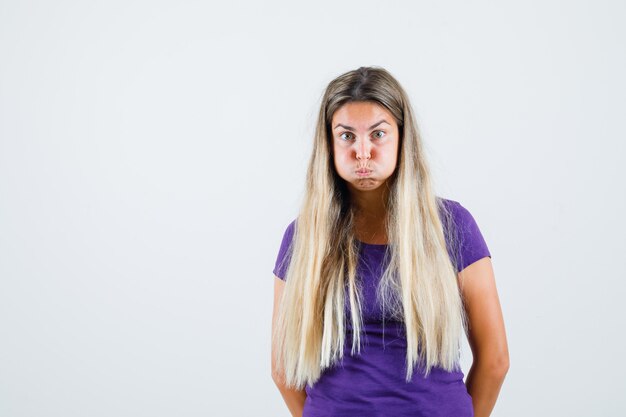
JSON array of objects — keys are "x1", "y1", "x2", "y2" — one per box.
[
  {"x1": 272, "y1": 101, "x2": 509, "y2": 417},
  {"x1": 331, "y1": 101, "x2": 399, "y2": 243}
]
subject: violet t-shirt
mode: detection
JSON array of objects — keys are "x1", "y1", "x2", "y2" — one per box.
[{"x1": 272, "y1": 198, "x2": 491, "y2": 417}]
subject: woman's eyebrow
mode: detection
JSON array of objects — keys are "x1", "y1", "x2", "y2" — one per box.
[{"x1": 333, "y1": 120, "x2": 390, "y2": 131}]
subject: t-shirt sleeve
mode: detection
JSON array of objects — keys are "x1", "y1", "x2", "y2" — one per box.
[
  {"x1": 273, "y1": 219, "x2": 296, "y2": 281},
  {"x1": 446, "y1": 200, "x2": 492, "y2": 272}
]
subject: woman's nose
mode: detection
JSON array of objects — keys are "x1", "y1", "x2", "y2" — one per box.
[{"x1": 356, "y1": 139, "x2": 372, "y2": 160}]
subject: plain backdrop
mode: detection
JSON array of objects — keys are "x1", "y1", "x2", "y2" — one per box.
[{"x1": 1, "y1": 0, "x2": 625, "y2": 416}]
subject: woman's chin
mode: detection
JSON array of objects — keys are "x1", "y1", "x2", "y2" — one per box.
[{"x1": 348, "y1": 178, "x2": 384, "y2": 191}]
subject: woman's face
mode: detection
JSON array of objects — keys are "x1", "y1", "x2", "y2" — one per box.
[{"x1": 331, "y1": 101, "x2": 400, "y2": 195}]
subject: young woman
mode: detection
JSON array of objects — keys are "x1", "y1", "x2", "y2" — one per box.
[{"x1": 271, "y1": 66, "x2": 509, "y2": 417}]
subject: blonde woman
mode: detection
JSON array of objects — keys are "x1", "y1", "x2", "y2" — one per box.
[{"x1": 271, "y1": 66, "x2": 509, "y2": 417}]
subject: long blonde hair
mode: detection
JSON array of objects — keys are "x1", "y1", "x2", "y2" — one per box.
[{"x1": 272, "y1": 66, "x2": 466, "y2": 389}]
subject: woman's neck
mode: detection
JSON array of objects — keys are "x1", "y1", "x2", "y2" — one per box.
[
  {"x1": 349, "y1": 184, "x2": 389, "y2": 216},
  {"x1": 349, "y1": 186, "x2": 390, "y2": 244}
]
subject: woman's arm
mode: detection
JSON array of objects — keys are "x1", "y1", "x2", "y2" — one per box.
[
  {"x1": 458, "y1": 257, "x2": 509, "y2": 417},
  {"x1": 271, "y1": 276, "x2": 307, "y2": 417}
]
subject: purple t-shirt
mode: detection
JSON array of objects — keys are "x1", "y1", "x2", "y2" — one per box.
[{"x1": 273, "y1": 198, "x2": 491, "y2": 417}]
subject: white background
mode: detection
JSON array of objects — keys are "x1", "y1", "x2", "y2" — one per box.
[{"x1": 1, "y1": 0, "x2": 625, "y2": 416}]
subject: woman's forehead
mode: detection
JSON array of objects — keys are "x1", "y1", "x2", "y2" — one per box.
[{"x1": 331, "y1": 101, "x2": 395, "y2": 127}]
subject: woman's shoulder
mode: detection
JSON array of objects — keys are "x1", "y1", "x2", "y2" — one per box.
[
  {"x1": 273, "y1": 218, "x2": 298, "y2": 280},
  {"x1": 436, "y1": 195, "x2": 492, "y2": 272},
  {"x1": 283, "y1": 218, "x2": 297, "y2": 238},
  {"x1": 278, "y1": 218, "x2": 298, "y2": 254},
  {"x1": 436, "y1": 196, "x2": 465, "y2": 220},
  {"x1": 436, "y1": 196, "x2": 485, "y2": 236},
  {"x1": 436, "y1": 196, "x2": 476, "y2": 220},
  {"x1": 437, "y1": 196, "x2": 463, "y2": 209}
]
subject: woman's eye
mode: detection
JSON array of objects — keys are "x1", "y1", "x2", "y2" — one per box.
[
  {"x1": 373, "y1": 130, "x2": 385, "y2": 139},
  {"x1": 340, "y1": 132, "x2": 354, "y2": 141}
]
